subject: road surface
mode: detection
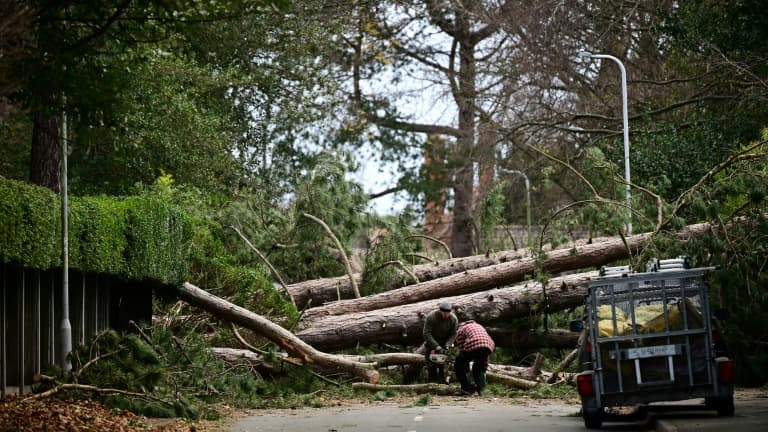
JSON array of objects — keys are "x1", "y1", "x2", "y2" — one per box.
[
  {"x1": 226, "y1": 390, "x2": 768, "y2": 432},
  {"x1": 227, "y1": 396, "x2": 651, "y2": 432}
]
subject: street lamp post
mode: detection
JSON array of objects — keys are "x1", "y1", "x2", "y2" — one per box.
[
  {"x1": 578, "y1": 51, "x2": 632, "y2": 235},
  {"x1": 499, "y1": 168, "x2": 532, "y2": 248}
]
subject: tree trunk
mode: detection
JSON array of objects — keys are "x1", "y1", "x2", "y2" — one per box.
[
  {"x1": 486, "y1": 372, "x2": 539, "y2": 390},
  {"x1": 449, "y1": 34, "x2": 478, "y2": 258},
  {"x1": 178, "y1": 282, "x2": 379, "y2": 383},
  {"x1": 301, "y1": 222, "x2": 714, "y2": 320},
  {"x1": 210, "y1": 347, "x2": 276, "y2": 376},
  {"x1": 30, "y1": 105, "x2": 61, "y2": 192},
  {"x1": 287, "y1": 235, "x2": 618, "y2": 308},
  {"x1": 485, "y1": 328, "x2": 579, "y2": 351},
  {"x1": 295, "y1": 272, "x2": 596, "y2": 351},
  {"x1": 287, "y1": 248, "x2": 529, "y2": 307},
  {"x1": 301, "y1": 236, "x2": 644, "y2": 321}
]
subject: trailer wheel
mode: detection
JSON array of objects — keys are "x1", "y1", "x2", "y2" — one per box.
[{"x1": 583, "y1": 407, "x2": 603, "y2": 429}]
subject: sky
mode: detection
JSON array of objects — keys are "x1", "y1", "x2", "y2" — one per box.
[{"x1": 349, "y1": 72, "x2": 457, "y2": 216}]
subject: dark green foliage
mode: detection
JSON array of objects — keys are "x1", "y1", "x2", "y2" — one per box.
[
  {"x1": 690, "y1": 213, "x2": 768, "y2": 385},
  {"x1": 614, "y1": 115, "x2": 732, "y2": 199},
  {"x1": 663, "y1": 0, "x2": 768, "y2": 144},
  {"x1": 0, "y1": 178, "x2": 60, "y2": 268},
  {"x1": 360, "y1": 218, "x2": 421, "y2": 296},
  {"x1": 122, "y1": 194, "x2": 193, "y2": 284},
  {"x1": 194, "y1": 258, "x2": 298, "y2": 321},
  {"x1": 218, "y1": 154, "x2": 369, "y2": 284},
  {"x1": 478, "y1": 181, "x2": 510, "y2": 251},
  {"x1": 288, "y1": 153, "x2": 369, "y2": 280},
  {"x1": 0, "y1": 177, "x2": 193, "y2": 284},
  {"x1": 636, "y1": 141, "x2": 768, "y2": 385},
  {"x1": 68, "y1": 196, "x2": 128, "y2": 274},
  {"x1": 71, "y1": 330, "x2": 164, "y2": 392},
  {"x1": 69, "y1": 53, "x2": 243, "y2": 196},
  {"x1": 67, "y1": 327, "x2": 270, "y2": 418}
]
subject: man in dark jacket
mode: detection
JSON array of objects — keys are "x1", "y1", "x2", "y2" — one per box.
[
  {"x1": 404, "y1": 302, "x2": 458, "y2": 383},
  {"x1": 454, "y1": 320, "x2": 495, "y2": 395}
]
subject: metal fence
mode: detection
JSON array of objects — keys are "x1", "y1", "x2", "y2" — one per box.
[{"x1": 0, "y1": 262, "x2": 152, "y2": 397}]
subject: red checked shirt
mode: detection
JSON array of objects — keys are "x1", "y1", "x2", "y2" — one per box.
[{"x1": 455, "y1": 321, "x2": 495, "y2": 353}]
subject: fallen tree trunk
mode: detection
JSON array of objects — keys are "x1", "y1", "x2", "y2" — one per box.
[
  {"x1": 211, "y1": 347, "x2": 276, "y2": 376},
  {"x1": 288, "y1": 235, "x2": 621, "y2": 307},
  {"x1": 336, "y1": 353, "x2": 425, "y2": 368},
  {"x1": 485, "y1": 328, "x2": 579, "y2": 351},
  {"x1": 295, "y1": 272, "x2": 597, "y2": 351},
  {"x1": 486, "y1": 372, "x2": 540, "y2": 390},
  {"x1": 178, "y1": 282, "x2": 380, "y2": 383},
  {"x1": 301, "y1": 222, "x2": 714, "y2": 320},
  {"x1": 287, "y1": 249, "x2": 530, "y2": 307},
  {"x1": 213, "y1": 347, "x2": 567, "y2": 388},
  {"x1": 487, "y1": 364, "x2": 552, "y2": 382}
]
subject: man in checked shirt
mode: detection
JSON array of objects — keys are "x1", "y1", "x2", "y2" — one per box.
[{"x1": 454, "y1": 320, "x2": 495, "y2": 395}]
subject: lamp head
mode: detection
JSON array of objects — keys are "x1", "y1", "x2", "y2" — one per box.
[{"x1": 577, "y1": 51, "x2": 593, "y2": 60}]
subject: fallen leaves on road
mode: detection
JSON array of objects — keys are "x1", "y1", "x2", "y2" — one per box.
[{"x1": 0, "y1": 396, "x2": 194, "y2": 432}]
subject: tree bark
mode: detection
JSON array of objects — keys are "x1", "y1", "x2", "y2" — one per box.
[
  {"x1": 210, "y1": 347, "x2": 276, "y2": 376},
  {"x1": 295, "y1": 272, "x2": 597, "y2": 351},
  {"x1": 178, "y1": 282, "x2": 379, "y2": 383},
  {"x1": 215, "y1": 347, "x2": 563, "y2": 382},
  {"x1": 287, "y1": 248, "x2": 529, "y2": 307},
  {"x1": 301, "y1": 237, "x2": 641, "y2": 321},
  {"x1": 301, "y1": 222, "x2": 715, "y2": 320},
  {"x1": 30, "y1": 104, "x2": 61, "y2": 192},
  {"x1": 486, "y1": 372, "x2": 539, "y2": 390},
  {"x1": 287, "y1": 235, "x2": 617, "y2": 308},
  {"x1": 485, "y1": 328, "x2": 579, "y2": 351}
]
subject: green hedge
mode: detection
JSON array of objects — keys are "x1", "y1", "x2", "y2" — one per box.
[{"x1": 0, "y1": 178, "x2": 192, "y2": 284}]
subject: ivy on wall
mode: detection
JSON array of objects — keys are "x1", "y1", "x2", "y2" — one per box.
[{"x1": 0, "y1": 178, "x2": 192, "y2": 284}]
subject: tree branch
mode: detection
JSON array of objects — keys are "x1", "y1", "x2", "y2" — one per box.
[{"x1": 301, "y1": 212, "x2": 360, "y2": 299}]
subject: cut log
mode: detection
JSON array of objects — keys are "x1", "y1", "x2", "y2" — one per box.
[
  {"x1": 301, "y1": 222, "x2": 714, "y2": 320},
  {"x1": 486, "y1": 372, "x2": 540, "y2": 390},
  {"x1": 487, "y1": 364, "x2": 551, "y2": 382},
  {"x1": 178, "y1": 282, "x2": 380, "y2": 383},
  {"x1": 295, "y1": 272, "x2": 597, "y2": 351},
  {"x1": 211, "y1": 347, "x2": 276, "y2": 375}
]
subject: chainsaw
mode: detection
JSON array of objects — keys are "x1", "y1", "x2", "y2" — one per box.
[{"x1": 428, "y1": 353, "x2": 447, "y2": 364}]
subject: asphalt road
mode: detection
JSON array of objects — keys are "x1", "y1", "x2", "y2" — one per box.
[
  {"x1": 651, "y1": 396, "x2": 768, "y2": 432},
  {"x1": 228, "y1": 397, "x2": 646, "y2": 432},
  {"x1": 227, "y1": 392, "x2": 768, "y2": 432}
]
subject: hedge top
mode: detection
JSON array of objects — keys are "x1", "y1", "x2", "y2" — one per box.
[{"x1": 0, "y1": 178, "x2": 193, "y2": 284}]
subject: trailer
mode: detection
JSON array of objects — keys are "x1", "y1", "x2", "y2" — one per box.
[{"x1": 573, "y1": 258, "x2": 735, "y2": 428}]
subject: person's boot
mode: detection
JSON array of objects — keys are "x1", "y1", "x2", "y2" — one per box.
[{"x1": 455, "y1": 384, "x2": 476, "y2": 396}]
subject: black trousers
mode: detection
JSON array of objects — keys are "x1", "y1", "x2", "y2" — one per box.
[{"x1": 454, "y1": 348, "x2": 491, "y2": 392}]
